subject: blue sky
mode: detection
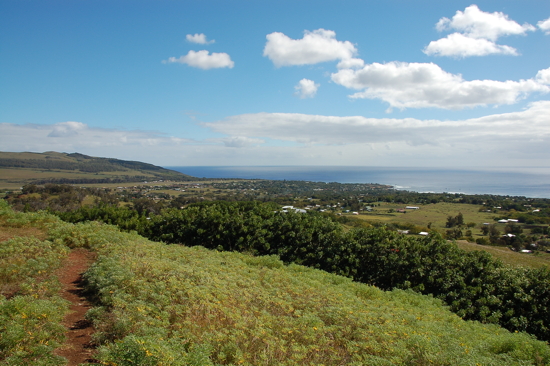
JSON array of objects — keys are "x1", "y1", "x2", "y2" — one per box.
[{"x1": 1, "y1": 0, "x2": 549, "y2": 170}]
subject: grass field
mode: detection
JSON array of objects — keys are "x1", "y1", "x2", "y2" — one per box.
[
  {"x1": 347, "y1": 202, "x2": 550, "y2": 269},
  {"x1": 456, "y1": 240, "x2": 550, "y2": 268},
  {"x1": 355, "y1": 202, "x2": 496, "y2": 232},
  {"x1": 0, "y1": 167, "x2": 174, "y2": 187}
]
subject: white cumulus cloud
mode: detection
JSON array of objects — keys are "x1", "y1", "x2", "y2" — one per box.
[
  {"x1": 263, "y1": 29, "x2": 357, "y2": 67},
  {"x1": 436, "y1": 5, "x2": 535, "y2": 41},
  {"x1": 294, "y1": 79, "x2": 320, "y2": 99},
  {"x1": 538, "y1": 17, "x2": 550, "y2": 35},
  {"x1": 536, "y1": 67, "x2": 550, "y2": 85},
  {"x1": 424, "y1": 32, "x2": 518, "y2": 57},
  {"x1": 163, "y1": 50, "x2": 234, "y2": 70},
  {"x1": 186, "y1": 33, "x2": 215, "y2": 44},
  {"x1": 425, "y1": 5, "x2": 535, "y2": 58},
  {"x1": 336, "y1": 58, "x2": 365, "y2": 69},
  {"x1": 331, "y1": 61, "x2": 549, "y2": 110}
]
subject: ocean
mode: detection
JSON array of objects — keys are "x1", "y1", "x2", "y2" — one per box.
[{"x1": 166, "y1": 166, "x2": 550, "y2": 199}]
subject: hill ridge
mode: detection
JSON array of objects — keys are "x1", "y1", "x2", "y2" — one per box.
[{"x1": 0, "y1": 151, "x2": 195, "y2": 186}]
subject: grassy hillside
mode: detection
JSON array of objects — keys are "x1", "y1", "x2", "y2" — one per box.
[
  {"x1": 1, "y1": 200, "x2": 550, "y2": 365},
  {"x1": 0, "y1": 151, "x2": 195, "y2": 188}
]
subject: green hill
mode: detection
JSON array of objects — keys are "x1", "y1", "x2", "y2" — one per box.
[
  {"x1": 0, "y1": 151, "x2": 195, "y2": 187},
  {"x1": 1, "y1": 200, "x2": 549, "y2": 365}
]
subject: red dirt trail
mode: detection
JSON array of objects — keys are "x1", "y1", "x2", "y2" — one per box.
[{"x1": 55, "y1": 248, "x2": 98, "y2": 365}]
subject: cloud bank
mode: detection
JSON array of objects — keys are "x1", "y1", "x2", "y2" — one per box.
[
  {"x1": 3, "y1": 101, "x2": 550, "y2": 167},
  {"x1": 200, "y1": 101, "x2": 550, "y2": 167},
  {"x1": 204, "y1": 101, "x2": 550, "y2": 146}
]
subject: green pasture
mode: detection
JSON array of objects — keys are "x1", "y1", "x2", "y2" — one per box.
[
  {"x1": 355, "y1": 202, "x2": 496, "y2": 231},
  {"x1": 346, "y1": 202, "x2": 550, "y2": 268},
  {"x1": 0, "y1": 168, "x2": 165, "y2": 189},
  {"x1": 456, "y1": 240, "x2": 550, "y2": 268}
]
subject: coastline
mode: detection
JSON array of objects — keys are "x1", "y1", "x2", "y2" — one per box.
[{"x1": 166, "y1": 166, "x2": 550, "y2": 199}]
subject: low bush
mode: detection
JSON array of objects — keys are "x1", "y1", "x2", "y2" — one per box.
[
  {"x1": 0, "y1": 237, "x2": 68, "y2": 297},
  {"x1": 0, "y1": 296, "x2": 68, "y2": 366}
]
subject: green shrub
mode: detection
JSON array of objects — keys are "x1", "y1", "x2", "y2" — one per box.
[
  {"x1": 0, "y1": 295, "x2": 68, "y2": 366},
  {"x1": 0, "y1": 236, "x2": 69, "y2": 315},
  {"x1": 96, "y1": 335, "x2": 214, "y2": 366}
]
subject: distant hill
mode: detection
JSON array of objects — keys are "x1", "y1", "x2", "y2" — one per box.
[{"x1": 0, "y1": 151, "x2": 195, "y2": 187}]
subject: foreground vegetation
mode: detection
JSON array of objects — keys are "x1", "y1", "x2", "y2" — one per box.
[
  {"x1": 2, "y1": 200, "x2": 550, "y2": 365},
  {"x1": 55, "y1": 200, "x2": 550, "y2": 343},
  {"x1": 83, "y1": 232, "x2": 550, "y2": 365}
]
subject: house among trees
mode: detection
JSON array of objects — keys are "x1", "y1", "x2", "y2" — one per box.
[{"x1": 281, "y1": 205, "x2": 306, "y2": 213}]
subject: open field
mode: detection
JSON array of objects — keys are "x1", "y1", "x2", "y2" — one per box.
[
  {"x1": 346, "y1": 203, "x2": 550, "y2": 268},
  {"x1": 348, "y1": 202, "x2": 540, "y2": 234},
  {"x1": 75, "y1": 179, "x2": 240, "y2": 189},
  {"x1": 456, "y1": 240, "x2": 550, "y2": 268},
  {"x1": 0, "y1": 167, "x2": 186, "y2": 188},
  {"x1": 354, "y1": 202, "x2": 497, "y2": 233},
  {"x1": 0, "y1": 168, "x2": 157, "y2": 186}
]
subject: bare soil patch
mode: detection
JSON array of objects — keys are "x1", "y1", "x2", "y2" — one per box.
[{"x1": 55, "y1": 248, "x2": 99, "y2": 365}]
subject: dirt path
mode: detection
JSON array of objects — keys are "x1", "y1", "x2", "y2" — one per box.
[{"x1": 55, "y1": 248, "x2": 98, "y2": 365}]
